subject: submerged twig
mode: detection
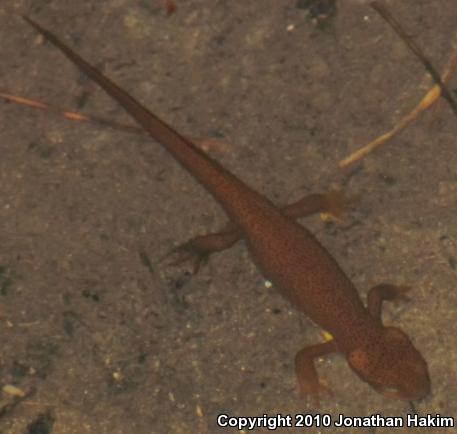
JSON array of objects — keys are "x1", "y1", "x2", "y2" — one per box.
[
  {"x1": 339, "y1": 43, "x2": 457, "y2": 168},
  {"x1": 0, "y1": 91, "x2": 145, "y2": 135},
  {"x1": 0, "y1": 91, "x2": 230, "y2": 153},
  {"x1": 339, "y1": 2, "x2": 457, "y2": 168},
  {"x1": 370, "y1": 1, "x2": 457, "y2": 116}
]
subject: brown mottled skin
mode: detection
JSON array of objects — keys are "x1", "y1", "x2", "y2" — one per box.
[{"x1": 22, "y1": 16, "x2": 430, "y2": 405}]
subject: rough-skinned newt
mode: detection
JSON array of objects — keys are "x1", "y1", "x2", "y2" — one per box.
[{"x1": 21, "y1": 15, "x2": 430, "y2": 405}]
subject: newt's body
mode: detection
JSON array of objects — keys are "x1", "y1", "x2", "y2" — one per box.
[{"x1": 23, "y1": 16, "x2": 430, "y2": 404}]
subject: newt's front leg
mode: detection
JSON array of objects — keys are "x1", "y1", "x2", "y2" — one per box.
[
  {"x1": 367, "y1": 284, "x2": 411, "y2": 320},
  {"x1": 294, "y1": 340, "x2": 338, "y2": 406},
  {"x1": 165, "y1": 190, "x2": 347, "y2": 273}
]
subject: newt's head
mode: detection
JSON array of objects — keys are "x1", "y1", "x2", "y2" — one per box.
[{"x1": 347, "y1": 326, "x2": 430, "y2": 401}]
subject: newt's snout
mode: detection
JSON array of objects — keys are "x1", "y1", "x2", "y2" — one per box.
[{"x1": 348, "y1": 327, "x2": 430, "y2": 402}]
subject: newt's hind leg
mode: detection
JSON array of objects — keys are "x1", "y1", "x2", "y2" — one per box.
[
  {"x1": 283, "y1": 190, "x2": 348, "y2": 221},
  {"x1": 164, "y1": 223, "x2": 241, "y2": 274},
  {"x1": 367, "y1": 284, "x2": 412, "y2": 320},
  {"x1": 164, "y1": 190, "x2": 349, "y2": 274}
]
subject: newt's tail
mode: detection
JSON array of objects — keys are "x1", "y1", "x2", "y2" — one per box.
[{"x1": 22, "y1": 15, "x2": 271, "y2": 222}]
